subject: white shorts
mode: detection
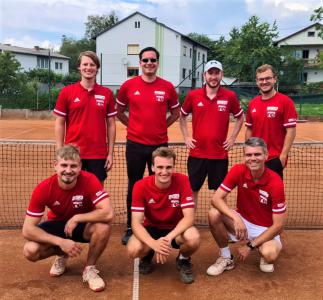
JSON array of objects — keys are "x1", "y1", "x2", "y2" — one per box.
[{"x1": 228, "y1": 213, "x2": 281, "y2": 245}]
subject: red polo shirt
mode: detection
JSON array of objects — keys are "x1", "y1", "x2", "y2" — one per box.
[
  {"x1": 27, "y1": 170, "x2": 109, "y2": 222},
  {"x1": 117, "y1": 76, "x2": 179, "y2": 145},
  {"x1": 131, "y1": 173, "x2": 194, "y2": 229},
  {"x1": 245, "y1": 92, "x2": 297, "y2": 160},
  {"x1": 54, "y1": 82, "x2": 117, "y2": 159},
  {"x1": 181, "y1": 86, "x2": 243, "y2": 159},
  {"x1": 220, "y1": 164, "x2": 286, "y2": 227}
]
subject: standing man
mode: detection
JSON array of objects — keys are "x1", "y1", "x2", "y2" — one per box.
[
  {"x1": 127, "y1": 147, "x2": 200, "y2": 284},
  {"x1": 180, "y1": 60, "x2": 244, "y2": 204},
  {"x1": 245, "y1": 64, "x2": 297, "y2": 178},
  {"x1": 207, "y1": 137, "x2": 286, "y2": 275},
  {"x1": 22, "y1": 145, "x2": 114, "y2": 292},
  {"x1": 54, "y1": 51, "x2": 117, "y2": 184},
  {"x1": 117, "y1": 46, "x2": 180, "y2": 244}
]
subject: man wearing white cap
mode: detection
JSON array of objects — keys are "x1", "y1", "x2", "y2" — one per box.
[{"x1": 180, "y1": 60, "x2": 244, "y2": 204}]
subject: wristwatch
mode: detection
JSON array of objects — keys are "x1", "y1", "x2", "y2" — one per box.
[{"x1": 246, "y1": 240, "x2": 255, "y2": 250}]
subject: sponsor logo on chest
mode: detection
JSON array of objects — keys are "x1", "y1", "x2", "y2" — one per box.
[
  {"x1": 95, "y1": 95, "x2": 105, "y2": 107},
  {"x1": 259, "y1": 189, "x2": 269, "y2": 205},
  {"x1": 217, "y1": 100, "x2": 228, "y2": 112},
  {"x1": 169, "y1": 193, "x2": 180, "y2": 207},
  {"x1": 72, "y1": 195, "x2": 84, "y2": 208},
  {"x1": 154, "y1": 90, "x2": 165, "y2": 102},
  {"x1": 266, "y1": 106, "x2": 278, "y2": 118}
]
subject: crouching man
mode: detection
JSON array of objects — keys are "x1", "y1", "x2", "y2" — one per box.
[
  {"x1": 207, "y1": 137, "x2": 286, "y2": 276},
  {"x1": 127, "y1": 147, "x2": 200, "y2": 284},
  {"x1": 22, "y1": 144, "x2": 114, "y2": 292}
]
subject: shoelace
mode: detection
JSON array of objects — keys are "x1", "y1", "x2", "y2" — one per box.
[{"x1": 83, "y1": 267, "x2": 100, "y2": 281}]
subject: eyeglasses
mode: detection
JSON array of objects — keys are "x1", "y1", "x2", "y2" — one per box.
[
  {"x1": 257, "y1": 76, "x2": 274, "y2": 82},
  {"x1": 141, "y1": 58, "x2": 158, "y2": 63}
]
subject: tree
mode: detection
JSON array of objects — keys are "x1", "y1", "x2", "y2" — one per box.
[
  {"x1": 310, "y1": 6, "x2": 323, "y2": 38},
  {"x1": 85, "y1": 11, "x2": 119, "y2": 39},
  {"x1": 188, "y1": 33, "x2": 226, "y2": 62},
  {"x1": 223, "y1": 16, "x2": 281, "y2": 81}
]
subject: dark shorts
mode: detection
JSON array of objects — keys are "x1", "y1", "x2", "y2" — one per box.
[
  {"x1": 38, "y1": 220, "x2": 89, "y2": 243},
  {"x1": 266, "y1": 157, "x2": 284, "y2": 179},
  {"x1": 145, "y1": 226, "x2": 180, "y2": 249},
  {"x1": 187, "y1": 156, "x2": 228, "y2": 191},
  {"x1": 82, "y1": 159, "x2": 107, "y2": 182}
]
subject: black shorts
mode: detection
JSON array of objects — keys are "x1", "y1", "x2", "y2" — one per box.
[
  {"x1": 38, "y1": 220, "x2": 89, "y2": 243},
  {"x1": 188, "y1": 156, "x2": 228, "y2": 191},
  {"x1": 82, "y1": 159, "x2": 107, "y2": 182},
  {"x1": 266, "y1": 157, "x2": 284, "y2": 179},
  {"x1": 145, "y1": 226, "x2": 180, "y2": 249}
]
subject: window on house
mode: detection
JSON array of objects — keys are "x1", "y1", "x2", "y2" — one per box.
[
  {"x1": 302, "y1": 50, "x2": 309, "y2": 59},
  {"x1": 55, "y1": 62, "x2": 63, "y2": 70},
  {"x1": 135, "y1": 21, "x2": 141, "y2": 28},
  {"x1": 183, "y1": 45, "x2": 187, "y2": 57},
  {"x1": 308, "y1": 31, "x2": 315, "y2": 37},
  {"x1": 189, "y1": 70, "x2": 191, "y2": 80},
  {"x1": 37, "y1": 57, "x2": 49, "y2": 69},
  {"x1": 294, "y1": 50, "x2": 302, "y2": 59},
  {"x1": 189, "y1": 48, "x2": 192, "y2": 58},
  {"x1": 202, "y1": 54, "x2": 205, "y2": 62},
  {"x1": 182, "y1": 68, "x2": 186, "y2": 79},
  {"x1": 127, "y1": 44, "x2": 140, "y2": 55},
  {"x1": 198, "y1": 52, "x2": 200, "y2": 61},
  {"x1": 197, "y1": 71, "x2": 200, "y2": 81},
  {"x1": 127, "y1": 67, "x2": 139, "y2": 77},
  {"x1": 303, "y1": 72, "x2": 308, "y2": 83}
]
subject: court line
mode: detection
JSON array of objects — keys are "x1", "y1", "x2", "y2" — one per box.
[
  {"x1": 132, "y1": 258, "x2": 140, "y2": 300},
  {"x1": 0, "y1": 128, "x2": 36, "y2": 139}
]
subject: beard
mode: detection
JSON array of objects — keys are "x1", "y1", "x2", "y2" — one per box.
[{"x1": 205, "y1": 80, "x2": 220, "y2": 89}]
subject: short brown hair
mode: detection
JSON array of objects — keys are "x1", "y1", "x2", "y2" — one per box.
[
  {"x1": 56, "y1": 144, "x2": 81, "y2": 161},
  {"x1": 77, "y1": 51, "x2": 100, "y2": 68},
  {"x1": 152, "y1": 147, "x2": 176, "y2": 164},
  {"x1": 256, "y1": 64, "x2": 277, "y2": 77},
  {"x1": 244, "y1": 137, "x2": 268, "y2": 154}
]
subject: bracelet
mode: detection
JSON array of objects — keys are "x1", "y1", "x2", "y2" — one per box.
[{"x1": 246, "y1": 241, "x2": 255, "y2": 250}]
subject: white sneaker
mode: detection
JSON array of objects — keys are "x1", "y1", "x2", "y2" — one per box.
[
  {"x1": 50, "y1": 255, "x2": 67, "y2": 277},
  {"x1": 260, "y1": 257, "x2": 274, "y2": 273},
  {"x1": 83, "y1": 266, "x2": 105, "y2": 292},
  {"x1": 206, "y1": 256, "x2": 235, "y2": 276}
]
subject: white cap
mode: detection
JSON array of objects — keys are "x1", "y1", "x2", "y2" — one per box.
[{"x1": 204, "y1": 60, "x2": 223, "y2": 72}]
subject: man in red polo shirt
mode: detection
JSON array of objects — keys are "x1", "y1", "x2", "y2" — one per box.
[
  {"x1": 180, "y1": 60, "x2": 244, "y2": 204},
  {"x1": 117, "y1": 47, "x2": 180, "y2": 244},
  {"x1": 127, "y1": 147, "x2": 200, "y2": 284},
  {"x1": 245, "y1": 64, "x2": 297, "y2": 178},
  {"x1": 207, "y1": 137, "x2": 286, "y2": 275},
  {"x1": 54, "y1": 51, "x2": 116, "y2": 184},
  {"x1": 22, "y1": 145, "x2": 114, "y2": 292}
]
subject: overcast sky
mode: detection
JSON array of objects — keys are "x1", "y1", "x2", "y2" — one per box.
[{"x1": 1, "y1": 0, "x2": 322, "y2": 51}]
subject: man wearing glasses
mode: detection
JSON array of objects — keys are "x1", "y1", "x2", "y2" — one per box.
[
  {"x1": 245, "y1": 64, "x2": 297, "y2": 178},
  {"x1": 117, "y1": 47, "x2": 180, "y2": 245}
]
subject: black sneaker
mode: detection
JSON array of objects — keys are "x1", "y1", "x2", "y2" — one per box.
[
  {"x1": 176, "y1": 256, "x2": 194, "y2": 284},
  {"x1": 121, "y1": 228, "x2": 132, "y2": 245},
  {"x1": 139, "y1": 250, "x2": 155, "y2": 275}
]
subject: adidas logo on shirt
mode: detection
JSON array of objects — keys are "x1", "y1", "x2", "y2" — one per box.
[
  {"x1": 197, "y1": 102, "x2": 204, "y2": 107},
  {"x1": 53, "y1": 201, "x2": 60, "y2": 206},
  {"x1": 134, "y1": 90, "x2": 140, "y2": 95},
  {"x1": 243, "y1": 183, "x2": 248, "y2": 189},
  {"x1": 74, "y1": 97, "x2": 80, "y2": 103},
  {"x1": 148, "y1": 198, "x2": 156, "y2": 204},
  {"x1": 252, "y1": 108, "x2": 256, "y2": 113}
]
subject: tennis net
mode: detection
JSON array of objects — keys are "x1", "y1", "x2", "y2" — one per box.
[{"x1": 1, "y1": 141, "x2": 322, "y2": 229}]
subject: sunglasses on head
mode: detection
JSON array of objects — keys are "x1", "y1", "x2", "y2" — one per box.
[{"x1": 141, "y1": 58, "x2": 158, "y2": 63}]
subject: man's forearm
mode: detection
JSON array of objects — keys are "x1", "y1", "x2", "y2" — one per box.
[
  {"x1": 179, "y1": 115, "x2": 190, "y2": 139},
  {"x1": 167, "y1": 107, "x2": 180, "y2": 127},
  {"x1": 230, "y1": 114, "x2": 244, "y2": 141},
  {"x1": 107, "y1": 117, "x2": 116, "y2": 156},
  {"x1": 23, "y1": 224, "x2": 63, "y2": 246},
  {"x1": 245, "y1": 127, "x2": 252, "y2": 141},
  {"x1": 281, "y1": 127, "x2": 296, "y2": 157},
  {"x1": 117, "y1": 109, "x2": 129, "y2": 126},
  {"x1": 166, "y1": 215, "x2": 194, "y2": 241},
  {"x1": 132, "y1": 222, "x2": 156, "y2": 249},
  {"x1": 73, "y1": 207, "x2": 113, "y2": 224}
]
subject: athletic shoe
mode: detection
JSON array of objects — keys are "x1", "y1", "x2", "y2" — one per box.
[
  {"x1": 82, "y1": 266, "x2": 105, "y2": 292},
  {"x1": 139, "y1": 250, "x2": 155, "y2": 275},
  {"x1": 121, "y1": 228, "x2": 132, "y2": 245},
  {"x1": 176, "y1": 256, "x2": 194, "y2": 284},
  {"x1": 206, "y1": 256, "x2": 235, "y2": 276},
  {"x1": 259, "y1": 257, "x2": 274, "y2": 273},
  {"x1": 49, "y1": 255, "x2": 67, "y2": 277}
]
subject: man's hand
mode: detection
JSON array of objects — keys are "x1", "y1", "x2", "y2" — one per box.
[
  {"x1": 223, "y1": 137, "x2": 235, "y2": 151},
  {"x1": 64, "y1": 216, "x2": 79, "y2": 237},
  {"x1": 152, "y1": 237, "x2": 172, "y2": 262},
  {"x1": 184, "y1": 137, "x2": 197, "y2": 149},
  {"x1": 233, "y1": 215, "x2": 247, "y2": 240},
  {"x1": 237, "y1": 245, "x2": 251, "y2": 261},
  {"x1": 279, "y1": 154, "x2": 287, "y2": 168},
  {"x1": 58, "y1": 239, "x2": 82, "y2": 258},
  {"x1": 105, "y1": 154, "x2": 113, "y2": 171}
]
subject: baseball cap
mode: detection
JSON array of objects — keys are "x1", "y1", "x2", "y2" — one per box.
[{"x1": 204, "y1": 60, "x2": 223, "y2": 72}]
